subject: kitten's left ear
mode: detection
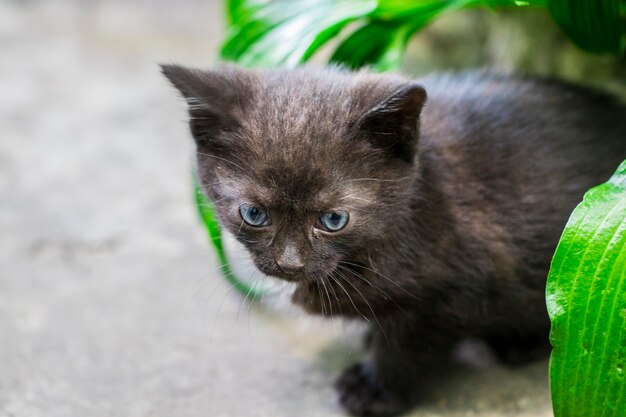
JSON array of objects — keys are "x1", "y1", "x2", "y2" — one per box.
[
  {"x1": 355, "y1": 84, "x2": 427, "y2": 163},
  {"x1": 160, "y1": 64, "x2": 245, "y2": 147}
]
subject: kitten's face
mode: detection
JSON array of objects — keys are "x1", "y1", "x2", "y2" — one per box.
[
  {"x1": 163, "y1": 64, "x2": 425, "y2": 312},
  {"x1": 198, "y1": 131, "x2": 404, "y2": 283}
]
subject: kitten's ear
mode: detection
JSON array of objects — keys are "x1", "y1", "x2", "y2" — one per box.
[
  {"x1": 355, "y1": 84, "x2": 426, "y2": 163},
  {"x1": 160, "y1": 64, "x2": 243, "y2": 147}
]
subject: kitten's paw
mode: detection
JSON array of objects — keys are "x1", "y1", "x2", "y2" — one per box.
[{"x1": 335, "y1": 362, "x2": 408, "y2": 417}]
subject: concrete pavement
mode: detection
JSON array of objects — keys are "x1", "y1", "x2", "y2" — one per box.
[{"x1": 0, "y1": 1, "x2": 552, "y2": 416}]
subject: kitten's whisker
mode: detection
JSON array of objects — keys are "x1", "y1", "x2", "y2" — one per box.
[
  {"x1": 210, "y1": 279, "x2": 242, "y2": 341},
  {"x1": 198, "y1": 179, "x2": 228, "y2": 189},
  {"x1": 201, "y1": 234, "x2": 260, "y2": 244},
  {"x1": 244, "y1": 271, "x2": 265, "y2": 338},
  {"x1": 195, "y1": 257, "x2": 252, "y2": 277},
  {"x1": 337, "y1": 195, "x2": 396, "y2": 208},
  {"x1": 237, "y1": 268, "x2": 261, "y2": 321},
  {"x1": 335, "y1": 268, "x2": 389, "y2": 345},
  {"x1": 324, "y1": 274, "x2": 344, "y2": 321},
  {"x1": 259, "y1": 276, "x2": 269, "y2": 304},
  {"x1": 234, "y1": 218, "x2": 246, "y2": 238},
  {"x1": 345, "y1": 176, "x2": 414, "y2": 184},
  {"x1": 247, "y1": 274, "x2": 271, "y2": 334},
  {"x1": 339, "y1": 194, "x2": 374, "y2": 204},
  {"x1": 196, "y1": 195, "x2": 230, "y2": 206},
  {"x1": 318, "y1": 276, "x2": 337, "y2": 329},
  {"x1": 320, "y1": 277, "x2": 334, "y2": 316},
  {"x1": 337, "y1": 264, "x2": 414, "y2": 322},
  {"x1": 315, "y1": 279, "x2": 327, "y2": 319},
  {"x1": 198, "y1": 256, "x2": 260, "y2": 335},
  {"x1": 328, "y1": 272, "x2": 370, "y2": 323},
  {"x1": 336, "y1": 265, "x2": 390, "y2": 300},
  {"x1": 198, "y1": 264, "x2": 245, "y2": 308},
  {"x1": 229, "y1": 237, "x2": 261, "y2": 245},
  {"x1": 339, "y1": 260, "x2": 419, "y2": 300},
  {"x1": 196, "y1": 152, "x2": 247, "y2": 172}
]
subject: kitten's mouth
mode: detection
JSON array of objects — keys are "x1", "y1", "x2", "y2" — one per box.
[
  {"x1": 269, "y1": 272, "x2": 302, "y2": 282},
  {"x1": 261, "y1": 264, "x2": 309, "y2": 283},
  {"x1": 256, "y1": 259, "x2": 342, "y2": 287},
  {"x1": 265, "y1": 267, "x2": 326, "y2": 285}
]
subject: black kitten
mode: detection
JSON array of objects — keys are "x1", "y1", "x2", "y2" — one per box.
[{"x1": 162, "y1": 64, "x2": 626, "y2": 416}]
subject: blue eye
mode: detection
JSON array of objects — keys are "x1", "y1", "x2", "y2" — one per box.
[
  {"x1": 319, "y1": 211, "x2": 349, "y2": 232},
  {"x1": 240, "y1": 204, "x2": 270, "y2": 227}
]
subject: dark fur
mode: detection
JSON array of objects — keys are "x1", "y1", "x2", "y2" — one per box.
[{"x1": 162, "y1": 64, "x2": 626, "y2": 416}]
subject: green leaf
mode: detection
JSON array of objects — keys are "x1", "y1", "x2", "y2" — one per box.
[
  {"x1": 330, "y1": 0, "x2": 473, "y2": 71},
  {"x1": 221, "y1": 4, "x2": 306, "y2": 63},
  {"x1": 221, "y1": 0, "x2": 542, "y2": 68},
  {"x1": 547, "y1": 159, "x2": 626, "y2": 417},
  {"x1": 221, "y1": 0, "x2": 378, "y2": 67},
  {"x1": 329, "y1": 20, "x2": 408, "y2": 70},
  {"x1": 547, "y1": 0, "x2": 626, "y2": 56},
  {"x1": 224, "y1": 0, "x2": 271, "y2": 25}
]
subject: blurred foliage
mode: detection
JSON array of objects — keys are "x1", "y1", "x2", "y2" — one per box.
[
  {"x1": 221, "y1": 0, "x2": 625, "y2": 71},
  {"x1": 221, "y1": 0, "x2": 535, "y2": 71},
  {"x1": 400, "y1": 8, "x2": 626, "y2": 97}
]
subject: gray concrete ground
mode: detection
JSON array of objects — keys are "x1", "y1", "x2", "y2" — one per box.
[{"x1": 0, "y1": 1, "x2": 552, "y2": 416}]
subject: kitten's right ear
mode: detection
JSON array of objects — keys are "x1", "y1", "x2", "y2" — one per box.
[
  {"x1": 160, "y1": 64, "x2": 241, "y2": 146},
  {"x1": 355, "y1": 83, "x2": 426, "y2": 163}
]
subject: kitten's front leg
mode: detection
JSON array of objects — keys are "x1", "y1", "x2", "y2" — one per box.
[{"x1": 336, "y1": 322, "x2": 457, "y2": 417}]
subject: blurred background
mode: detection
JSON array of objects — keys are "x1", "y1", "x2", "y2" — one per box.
[{"x1": 1, "y1": 0, "x2": 623, "y2": 416}]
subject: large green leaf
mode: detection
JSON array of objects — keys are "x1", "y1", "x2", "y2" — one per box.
[{"x1": 547, "y1": 159, "x2": 626, "y2": 417}]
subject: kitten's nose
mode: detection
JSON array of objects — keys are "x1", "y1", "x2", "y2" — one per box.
[
  {"x1": 276, "y1": 260, "x2": 304, "y2": 275},
  {"x1": 276, "y1": 244, "x2": 304, "y2": 275}
]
